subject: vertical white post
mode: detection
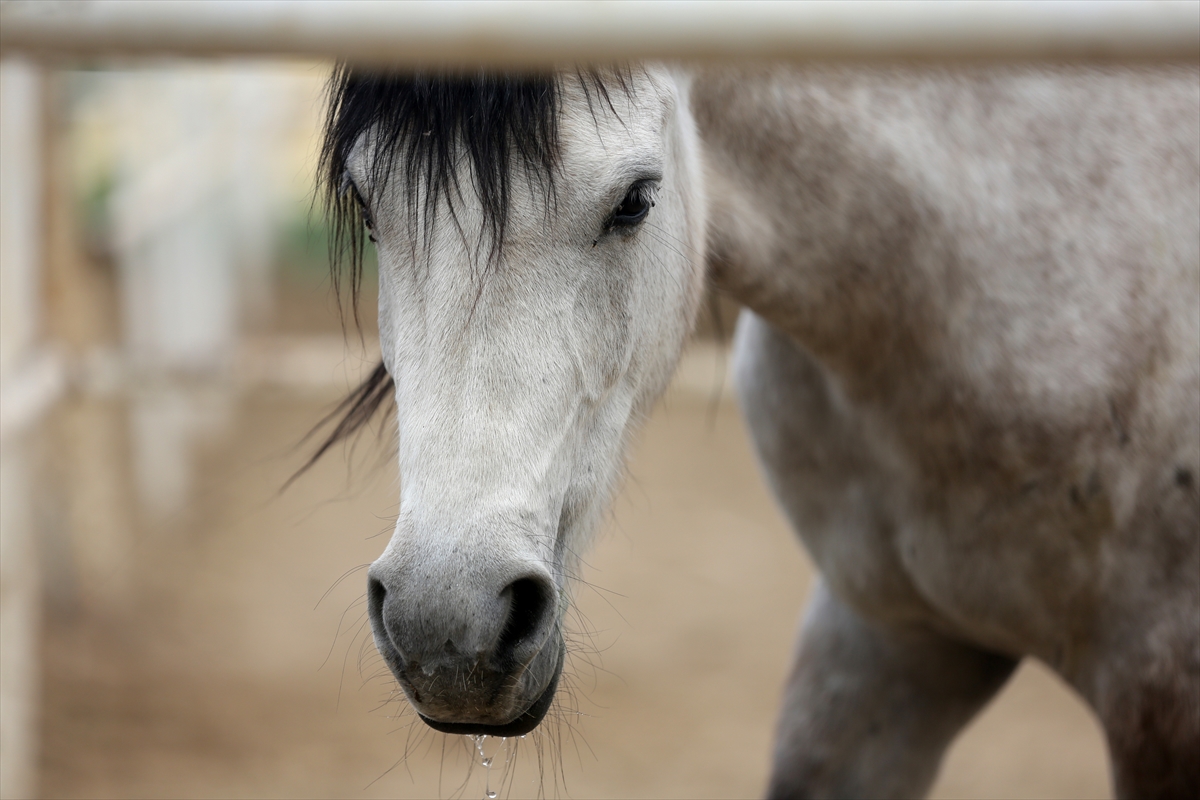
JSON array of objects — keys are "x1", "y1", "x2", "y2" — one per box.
[
  {"x1": 0, "y1": 57, "x2": 44, "y2": 800},
  {"x1": 0, "y1": 61, "x2": 41, "y2": 378},
  {"x1": 109, "y1": 69, "x2": 240, "y2": 519}
]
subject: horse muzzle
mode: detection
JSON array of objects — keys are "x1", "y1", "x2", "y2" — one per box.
[
  {"x1": 366, "y1": 556, "x2": 563, "y2": 736},
  {"x1": 413, "y1": 641, "x2": 564, "y2": 736}
]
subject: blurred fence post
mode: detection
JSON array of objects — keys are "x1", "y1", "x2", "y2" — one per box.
[{"x1": 0, "y1": 56, "x2": 55, "y2": 800}]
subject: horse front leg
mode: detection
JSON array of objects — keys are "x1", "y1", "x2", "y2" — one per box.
[
  {"x1": 767, "y1": 582, "x2": 1017, "y2": 800},
  {"x1": 1089, "y1": 609, "x2": 1200, "y2": 799}
]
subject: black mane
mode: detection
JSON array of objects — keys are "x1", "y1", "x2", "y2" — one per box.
[{"x1": 296, "y1": 66, "x2": 630, "y2": 482}]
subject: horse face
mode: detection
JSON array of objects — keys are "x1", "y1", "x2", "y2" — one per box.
[{"x1": 351, "y1": 68, "x2": 706, "y2": 735}]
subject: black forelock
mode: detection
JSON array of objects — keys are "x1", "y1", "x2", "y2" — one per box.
[{"x1": 318, "y1": 66, "x2": 632, "y2": 317}]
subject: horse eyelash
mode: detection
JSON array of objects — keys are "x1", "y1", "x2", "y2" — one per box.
[
  {"x1": 341, "y1": 174, "x2": 376, "y2": 240},
  {"x1": 354, "y1": 192, "x2": 375, "y2": 233},
  {"x1": 635, "y1": 184, "x2": 657, "y2": 210},
  {"x1": 624, "y1": 182, "x2": 656, "y2": 212}
]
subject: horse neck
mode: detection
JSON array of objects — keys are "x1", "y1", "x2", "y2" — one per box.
[{"x1": 689, "y1": 66, "x2": 943, "y2": 398}]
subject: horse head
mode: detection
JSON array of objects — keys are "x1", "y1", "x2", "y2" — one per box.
[{"x1": 318, "y1": 66, "x2": 706, "y2": 735}]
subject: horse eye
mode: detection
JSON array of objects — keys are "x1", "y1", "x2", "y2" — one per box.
[{"x1": 611, "y1": 183, "x2": 654, "y2": 227}]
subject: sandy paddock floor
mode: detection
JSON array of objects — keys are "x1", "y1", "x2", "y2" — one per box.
[{"x1": 37, "y1": 345, "x2": 1112, "y2": 799}]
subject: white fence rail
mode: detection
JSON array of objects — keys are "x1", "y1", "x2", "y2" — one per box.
[{"x1": 3, "y1": 0, "x2": 1199, "y2": 65}]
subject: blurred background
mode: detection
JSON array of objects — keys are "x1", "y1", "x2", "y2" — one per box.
[{"x1": 0, "y1": 57, "x2": 1116, "y2": 800}]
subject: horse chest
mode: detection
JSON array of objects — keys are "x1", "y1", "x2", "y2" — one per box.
[{"x1": 734, "y1": 312, "x2": 1105, "y2": 662}]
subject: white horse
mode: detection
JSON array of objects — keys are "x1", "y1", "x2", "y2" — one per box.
[{"x1": 313, "y1": 64, "x2": 1199, "y2": 798}]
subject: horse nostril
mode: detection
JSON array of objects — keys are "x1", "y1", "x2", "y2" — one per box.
[
  {"x1": 495, "y1": 576, "x2": 552, "y2": 668},
  {"x1": 367, "y1": 574, "x2": 387, "y2": 637}
]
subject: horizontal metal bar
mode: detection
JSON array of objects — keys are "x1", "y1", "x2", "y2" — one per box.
[{"x1": 2, "y1": 0, "x2": 1197, "y2": 65}]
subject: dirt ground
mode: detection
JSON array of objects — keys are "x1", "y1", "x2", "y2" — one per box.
[{"x1": 36, "y1": 344, "x2": 1112, "y2": 799}]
